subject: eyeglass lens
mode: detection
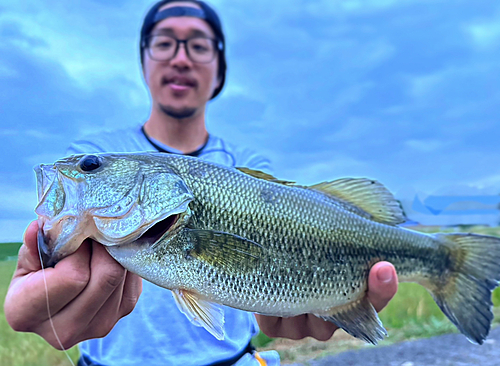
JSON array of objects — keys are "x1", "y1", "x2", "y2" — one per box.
[{"x1": 148, "y1": 35, "x2": 216, "y2": 63}]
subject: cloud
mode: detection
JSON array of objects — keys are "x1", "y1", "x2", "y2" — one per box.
[
  {"x1": 0, "y1": 0, "x2": 151, "y2": 90},
  {"x1": 1, "y1": 0, "x2": 500, "y2": 241},
  {"x1": 467, "y1": 22, "x2": 500, "y2": 48},
  {"x1": 465, "y1": 10, "x2": 500, "y2": 50}
]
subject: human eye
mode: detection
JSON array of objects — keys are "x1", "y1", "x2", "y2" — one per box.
[
  {"x1": 151, "y1": 36, "x2": 174, "y2": 50},
  {"x1": 189, "y1": 38, "x2": 212, "y2": 54}
]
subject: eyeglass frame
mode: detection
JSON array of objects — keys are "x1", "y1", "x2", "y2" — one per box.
[{"x1": 142, "y1": 34, "x2": 224, "y2": 64}]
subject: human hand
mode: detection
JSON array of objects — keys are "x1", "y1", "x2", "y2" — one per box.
[
  {"x1": 4, "y1": 221, "x2": 142, "y2": 349},
  {"x1": 255, "y1": 261, "x2": 398, "y2": 341}
]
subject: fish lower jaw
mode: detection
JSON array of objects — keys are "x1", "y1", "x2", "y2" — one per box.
[{"x1": 37, "y1": 213, "x2": 97, "y2": 266}]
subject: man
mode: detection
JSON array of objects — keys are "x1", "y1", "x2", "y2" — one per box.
[{"x1": 5, "y1": 1, "x2": 398, "y2": 365}]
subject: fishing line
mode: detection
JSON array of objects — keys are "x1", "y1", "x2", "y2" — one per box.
[{"x1": 38, "y1": 243, "x2": 76, "y2": 366}]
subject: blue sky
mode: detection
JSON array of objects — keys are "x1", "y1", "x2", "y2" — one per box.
[{"x1": 1, "y1": 0, "x2": 500, "y2": 241}]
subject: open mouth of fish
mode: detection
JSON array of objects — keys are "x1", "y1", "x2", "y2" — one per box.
[
  {"x1": 132, "y1": 213, "x2": 181, "y2": 246},
  {"x1": 38, "y1": 212, "x2": 183, "y2": 268}
]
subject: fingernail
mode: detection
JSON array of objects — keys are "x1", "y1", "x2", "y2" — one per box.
[{"x1": 377, "y1": 264, "x2": 393, "y2": 283}]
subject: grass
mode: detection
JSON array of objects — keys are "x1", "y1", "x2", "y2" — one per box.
[
  {"x1": 0, "y1": 242, "x2": 23, "y2": 261},
  {"x1": 2, "y1": 225, "x2": 500, "y2": 365}
]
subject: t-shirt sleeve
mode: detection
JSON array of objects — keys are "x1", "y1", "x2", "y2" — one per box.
[
  {"x1": 66, "y1": 140, "x2": 108, "y2": 155},
  {"x1": 233, "y1": 146, "x2": 273, "y2": 174},
  {"x1": 244, "y1": 153, "x2": 272, "y2": 173}
]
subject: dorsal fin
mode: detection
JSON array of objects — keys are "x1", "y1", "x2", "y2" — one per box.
[
  {"x1": 236, "y1": 167, "x2": 295, "y2": 186},
  {"x1": 310, "y1": 178, "x2": 406, "y2": 225}
]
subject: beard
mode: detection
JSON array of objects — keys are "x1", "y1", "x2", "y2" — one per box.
[{"x1": 159, "y1": 104, "x2": 197, "y2": 120}]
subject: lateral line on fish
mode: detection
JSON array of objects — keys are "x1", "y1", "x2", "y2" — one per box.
[{"x1": 38, "y1": 246, "x2": 76, "y2": 366}]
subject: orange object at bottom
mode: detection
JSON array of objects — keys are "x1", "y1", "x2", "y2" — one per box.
[{"x1": 254, "y1": 352, "x2": 268, "y2": 366}]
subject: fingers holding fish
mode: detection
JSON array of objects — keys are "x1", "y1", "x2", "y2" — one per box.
[
  {"x1": 35, "y1": 240, "x2": 92, "y2": 318},
  {"x1": 15, "y1": 220, "x2": 42, "y2": 273},
  {"x1": 4, "y1": 223, "x2": 91, "y2": 335},
  {"x1": 256, "y1": 314, "x2": 337, "y2": 341},
  {"x1": 81, "y1": 272, "x2": 141, "y2": 342},
  {"x1": 74, "y1": 249, "x2": 131, "y2": 339},
  {"x1": 68, "y1": 242, "x2": 142, "y2": 336},
  {"x1": 4, "y1": 225, "x2": 140, "y2": 350},
  {"x1": 30, "y1": 241, "x2": 137, "y2": 349},
  {"x1": 303, "y1": 315, "x2": 338, "y2": 341},
  {"x1": 35, "y1": 247, "x2": 139, "y2": 349},
  {"x1": 53, "y1": 242, "x2": 127, "y2": 334},
  {"x1": 366, "y1": 262, "x2": 398, "y2": 313},
  {"x1": 119, "y1": 270, "x2": 143, "y2": 317}
]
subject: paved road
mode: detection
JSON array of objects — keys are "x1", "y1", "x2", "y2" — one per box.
[{"x1": 289, "y1": 327, "x2": 500, "y2": 366}]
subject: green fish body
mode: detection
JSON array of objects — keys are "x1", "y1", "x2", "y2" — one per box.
[{"x1": 35, "y1": 153, "x2": 500, "y2": 344}]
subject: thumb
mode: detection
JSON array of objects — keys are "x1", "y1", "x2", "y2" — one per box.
[
  {"x1": 367, "y1": 261, "x2": 398, "y2": 312},
  {"x1": 16, "y1": 220, "x2": 43, "y2": 273}
]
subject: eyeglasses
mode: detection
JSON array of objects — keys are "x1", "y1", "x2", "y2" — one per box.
[{"x1": 144, "y1": 35, "x2": 220, "y2": 63}]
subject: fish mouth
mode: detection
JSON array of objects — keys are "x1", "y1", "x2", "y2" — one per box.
[
  {"x1": 132, "y1": 201, "x2": 192, "y2": 249},
  {"x1": 39, "y1": 214, "x2": 182, "y2": 267},
  {"x1": 37, "y1": 214, "x2": 89, "y2": 268},
  {"x1": 134, "y1": 213, "x2": 181, "y2": 246}
]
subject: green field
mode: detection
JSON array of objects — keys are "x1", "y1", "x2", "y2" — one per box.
[
  {"x1": 2, "y1": 226, "x2": 500, "y2": 365},
  {"x1": 0, "y1": 242, "x2": 23, "y2": 261}
]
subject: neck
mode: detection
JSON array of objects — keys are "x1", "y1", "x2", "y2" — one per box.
[{"x1": 144, "y1": 106, "x2": 209, "y2": 154}]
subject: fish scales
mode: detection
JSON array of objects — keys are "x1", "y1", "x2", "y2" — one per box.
[
  {"x1": 35, "y1": 153, "x2": 500, "y2": 344},
  {"x1": 152, "y1": 157, "x2": 449, "y2": 313}
]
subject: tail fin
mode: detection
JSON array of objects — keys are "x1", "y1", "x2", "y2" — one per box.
[{"x1": 431, "y1": 233, "x2": 500, "y2": 344}]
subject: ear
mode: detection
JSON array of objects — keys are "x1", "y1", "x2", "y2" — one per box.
[
  {"x1": 214, "y1": 74, "x2": 222, "y2": 91},
  {"x1": 212, "y1": 53, "x2": 223, "y2": 92}
]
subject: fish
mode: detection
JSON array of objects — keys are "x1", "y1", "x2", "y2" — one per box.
[{"x1": 34, "y1": 152, "x2": 500, "y2": 345}]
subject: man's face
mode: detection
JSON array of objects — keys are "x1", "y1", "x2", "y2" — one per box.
[{"x1": 143, "y1": 2, "x2": 221, "y2": 119}]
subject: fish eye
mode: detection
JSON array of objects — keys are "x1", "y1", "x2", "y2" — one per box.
[{"x1": 79, "y1": 155, "x2": 102, "y2": 172}]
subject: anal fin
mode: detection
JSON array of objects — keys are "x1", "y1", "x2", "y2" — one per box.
[
  {"x1": 172, "y1": 289, "x2": 225, "y2": 340},
  {"x1": 315, "y1": 296, "x2": 387, "y2": 345}
]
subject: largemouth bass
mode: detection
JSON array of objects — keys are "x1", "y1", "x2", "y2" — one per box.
[{"x1": 35, "y1": 153, "x2": 500, "y2": 345}]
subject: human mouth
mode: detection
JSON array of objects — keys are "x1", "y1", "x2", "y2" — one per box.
[{"x1": 164, "y1": 76, "x2": 196, "y2": 92}]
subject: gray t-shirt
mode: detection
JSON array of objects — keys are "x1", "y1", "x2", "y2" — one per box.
[
  {"x1": 68, "y1": 124, "x2": 271, "y2": 172},
  {"x1": 68, "y1": 124, "x2": 279, "y2": 366}
]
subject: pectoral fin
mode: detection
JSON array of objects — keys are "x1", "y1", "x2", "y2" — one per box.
[
  {"x1": 172, "y1": 289, "x2": 225, "y2": 340},
  {"x1": 185, "y1": 229, "x2": 263, "y2": 271},
  {"x1": 314, "y1": 296, "x2": 387, "y2": 345}
]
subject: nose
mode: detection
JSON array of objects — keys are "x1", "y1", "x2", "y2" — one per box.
[{"x1": 170, "y1": 43, "x2": 192, "y2": 68}]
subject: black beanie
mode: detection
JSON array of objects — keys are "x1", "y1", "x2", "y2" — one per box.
[{"x1": 140, "y1": 0, "x2": 226, "y2": 99}]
